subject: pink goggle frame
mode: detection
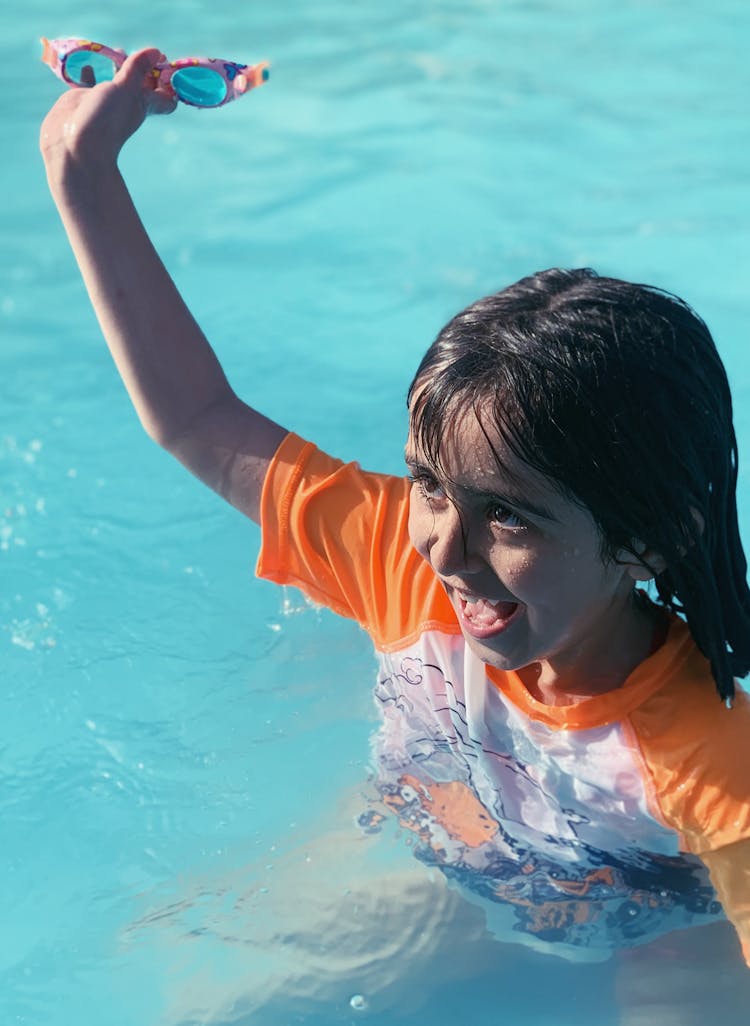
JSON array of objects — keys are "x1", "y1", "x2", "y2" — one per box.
[{"x1": 41, "y1": 37, "x2": 270, "y2": 108}]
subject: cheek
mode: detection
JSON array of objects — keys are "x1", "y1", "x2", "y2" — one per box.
[
  {"x1": 491, "y1": 546, "x2": 547, "y2": 595},
  {"x1": 490, "y1": 540, "x2": 609, "y2": 604},
  {"x1": 407, "y1": 492, "x2": 430, "y2": 559}
]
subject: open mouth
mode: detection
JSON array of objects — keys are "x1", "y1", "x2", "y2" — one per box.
[{"x1": 456, "y1": 595, "x2": 521, "y2": 639}]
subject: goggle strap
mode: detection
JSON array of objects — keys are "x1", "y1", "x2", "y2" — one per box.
[
  {"x1": 236, "y1": 61, "x2": 270, "y2": 94},
  {"x1": 40, "y1": 37, "x2": 60, "y2": 74}
]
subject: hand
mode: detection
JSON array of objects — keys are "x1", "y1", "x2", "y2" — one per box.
[{"x1": 40, "y1": 47, "x2": 177, "y2": 176}]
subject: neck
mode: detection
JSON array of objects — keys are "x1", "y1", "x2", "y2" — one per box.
[{"x1": 517, "y1": 592, "x2": 662, "y2": 707}]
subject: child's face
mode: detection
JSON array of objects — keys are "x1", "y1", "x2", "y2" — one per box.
[{"x1": 405, "y1": 406, "x2": 646, "y2": 691}]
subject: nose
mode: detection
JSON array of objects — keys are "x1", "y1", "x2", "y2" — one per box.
[{"x1": 419, "y1": 501, "x2": 485, "y2": 579}]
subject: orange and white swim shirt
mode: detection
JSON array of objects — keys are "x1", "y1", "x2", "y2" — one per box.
[{"x1": 257, "y1": 433, "x2": 750, "y2": 961}]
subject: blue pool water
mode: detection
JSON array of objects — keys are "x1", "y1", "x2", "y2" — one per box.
[{"x1": 3, "y1": 1, "x2": 750, "y2": 1023}]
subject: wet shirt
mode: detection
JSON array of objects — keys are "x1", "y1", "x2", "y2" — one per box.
[{"x1": 257, "y1": 433, "x2": 750, "y2": 959}]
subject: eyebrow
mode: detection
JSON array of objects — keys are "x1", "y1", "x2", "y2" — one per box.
[{"x1": 404, "y1": 454, "x2": 559, "y2": 524}]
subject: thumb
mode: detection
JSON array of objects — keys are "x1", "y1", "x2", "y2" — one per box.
[
  {"x1": 116, "y1": 47, "x2": 163, "y2": 87},
  {"x1": 117, "y1": 47, "x2": 178, "y2": 116}
]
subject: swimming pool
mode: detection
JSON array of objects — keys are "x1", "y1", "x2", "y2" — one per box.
[{"x1": 4, "y1": 1, "x2": 749, "y2": 1023}]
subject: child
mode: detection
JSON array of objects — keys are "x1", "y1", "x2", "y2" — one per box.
[{"x1": 41, "y1": 47, "x2": 750, "y2": 990}]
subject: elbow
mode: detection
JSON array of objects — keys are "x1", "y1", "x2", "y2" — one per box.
[
  {"x1": 139, "y1": 387, "x2": 237, "y2": 453},
  {"x1": 140, "y1": 414, "x2": 181, "y2": 451}
]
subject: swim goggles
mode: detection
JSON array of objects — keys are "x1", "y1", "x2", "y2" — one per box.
[{"x1": 41, "y1": 37, "x2": 270, "y2": 109}]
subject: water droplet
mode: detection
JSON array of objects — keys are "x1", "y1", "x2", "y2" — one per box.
[{"x1": 349, "y1": 994, "x2": 368, "y2": 1011}]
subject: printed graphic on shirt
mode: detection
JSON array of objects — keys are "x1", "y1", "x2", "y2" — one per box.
[{"x1": 362, "y1": 638, "x2": 723, "y2": 951}]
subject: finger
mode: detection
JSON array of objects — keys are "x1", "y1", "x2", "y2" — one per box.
[
  {"x1": 116, "y1": 48, "x2": 177, "y2": 116},
  {"x1": 115, "y1": 47, "x2": 164, "y2": 90},
  {"x1": 145, "y1": 89, "x2": 178, "y2": 116}
]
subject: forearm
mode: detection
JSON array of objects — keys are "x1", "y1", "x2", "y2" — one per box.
[{"x1": 46, "y1": 153, "x2": 234, "y2": 447}]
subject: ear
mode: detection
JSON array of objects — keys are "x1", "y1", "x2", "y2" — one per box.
[{"x1": 615, "y1": 542, "x2": 666, "y2": 582}]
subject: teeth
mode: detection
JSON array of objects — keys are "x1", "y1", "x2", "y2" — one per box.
[
  {"x1": 462, "y1": 596, "x2": 517, "y2": 624},
  {"x1": 461, "y1": 594, "x2": 507, "y2": 607}
]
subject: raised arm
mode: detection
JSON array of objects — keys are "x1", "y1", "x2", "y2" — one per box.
[{"x1": 39, "y1": 48, "x2": 287, "y2": 524}]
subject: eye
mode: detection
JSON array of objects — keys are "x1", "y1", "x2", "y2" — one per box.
[
  {"x1": 408, "y1": 471, "x2": 446, "y2": 501},
  {"x1": 488, "y1": 502, "x2": 526, "y2": 531}
]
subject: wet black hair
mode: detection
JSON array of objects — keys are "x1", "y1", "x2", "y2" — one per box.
[{"x1": 407, "y1": 268, "x2": 750, "y2": 702}]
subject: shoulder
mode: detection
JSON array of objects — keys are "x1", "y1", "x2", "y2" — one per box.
[
  {"x1": 257, "y1": 434, "x2": 454, "y2": 643},
  {"x1": 629, "y1": 618, "x2": 750, "y2": 853},
  {"x1": 262, "y1": 431, "x2": 409, "y2": 501},
  {"x1": 259, "y1": 432, "x2": 412, "y2": 553}
]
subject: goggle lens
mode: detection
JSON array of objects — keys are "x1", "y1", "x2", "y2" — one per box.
[
  {"x1": 65, "y1": 49, "x2": 117, "y2": 86},
  {"x1": 170, "y1": 67, "x2": 228, "y2": 108}
]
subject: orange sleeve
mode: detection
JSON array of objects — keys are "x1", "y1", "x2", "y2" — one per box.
[
  {"x1": 630, "y1": 660, "x2": 750, "y2": 856},
  {"x1": 255, "y1": 433, "x2": 455, "y2": 648},
  {"x1": 701, "y1": 840, "x2": 750, "y2": 967}
]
